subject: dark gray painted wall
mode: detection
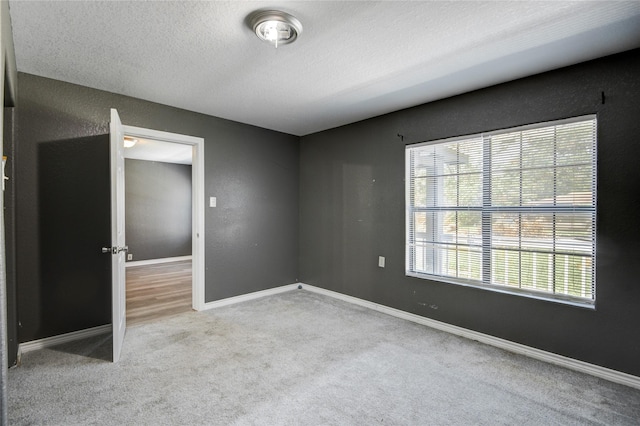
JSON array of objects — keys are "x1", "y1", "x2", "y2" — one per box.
[
  {"x1": 15, "y1": 73, "x2": 299, "y2": 343},
  {"x1": 3, "y1": 107, "x2": 17, "y2": 367},
  {"x1": 38, "y1": 135, "x2": 112, "y2": 335},
  {"x1": 299, "y1": 48, "x2": 640, "y2": 376},
  {"x1": 125, "y1": 159, "x2": 192, "y2": 261}
]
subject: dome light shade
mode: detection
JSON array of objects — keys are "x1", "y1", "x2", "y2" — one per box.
[
  {"x1": 123, "y1": 137, "x2": 138, "y2": 148},
  {"x1": 249, "y1": 10, "x2": 302, "y2": 48}
]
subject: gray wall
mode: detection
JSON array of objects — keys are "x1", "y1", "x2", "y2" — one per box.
[
  {"x1": 125, "y1": 159, "x2": 192, "y2": 261},
  {"x1": 37, "y1": 135, "x2": 112, "y2": 335},
  {"x1": 299, "y1": 48, "x2": 640, "y2": 377},
  {"x1": 15, "y1": 73, "x2": 299, "y2": 343},
  {"x1": 1, "y1": 4, "x2": 18, "y2": 419},
  {"x1": 3, "y1": 107, "x2": 18, "y2": 367}
]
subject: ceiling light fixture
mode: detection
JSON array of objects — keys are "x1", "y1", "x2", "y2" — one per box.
[
  {"x1": 249, "y1": 10, "x2": 302, "y2": 48},
  {"x1": 123, "y1": 137, "x2": 138, "y2": 148}
]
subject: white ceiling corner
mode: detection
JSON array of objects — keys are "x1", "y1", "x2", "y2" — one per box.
[{"x1": 8, "y1": 1, "x2": 640, "y2": 137}]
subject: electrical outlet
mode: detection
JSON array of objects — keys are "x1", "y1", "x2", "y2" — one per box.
[{"x1": 127, "y1": 253, "x2": 133, "y2": 261}]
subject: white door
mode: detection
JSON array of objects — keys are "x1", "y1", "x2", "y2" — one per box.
[{"x1": 109, "y1": 108, "x2": 127, "y2": 362}]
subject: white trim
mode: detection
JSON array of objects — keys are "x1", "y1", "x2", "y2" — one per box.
[
  {"x1": 123, "y1": 125, "x2": 200, "y2": 146},
  {"x1": 192, "y1": 134, "x2": 205, "y2": 311},
  {"x1": 16, "y1": 284, "x2": 640, "y2": 390},
  {"x1": 201, "y1": 284, "x2": 300, "y2": 311},
  {"x1": 122, "y1": 125, "x2": 205, "y2": 312},
  {"x1": 299, "y1": 283, "x2": 640, "y2": 390},
  {"x1": 18, "y1": 325, "x2": 111, "y2": 355},
  {"x1": 126, "y1": 255, "x2": 192, "y2": 268}
]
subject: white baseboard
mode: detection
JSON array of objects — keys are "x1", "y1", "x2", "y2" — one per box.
[
  {"x1": 201, "y1": 283, "x2": 300, "y2": 311},
  {"x1": 299, "y1": 283, "x2": 640, "y2": 391},
  {"x1": 16, "y1": 283, "x2": 640, "y2": 391},
  {"x1": 126, "y1": 255, "x2": 192, "y2": 267},
  {"x1": 18, "y1": 324, "x2": 111, "y2": 359}
]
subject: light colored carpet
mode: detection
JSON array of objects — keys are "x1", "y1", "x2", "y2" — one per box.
[{"x1": 8, "y1": 290, "x2": 640, "y2": 425}]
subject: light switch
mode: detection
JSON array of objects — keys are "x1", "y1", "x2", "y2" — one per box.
[
  {"x1": 209, "y1": 197, "x2": 216, "y2": 207},
  {"x1": 378, "y1": 256, "x2": 385, "y2": 268}
]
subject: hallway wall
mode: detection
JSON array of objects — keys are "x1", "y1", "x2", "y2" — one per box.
[{"x1": 125, "y1": 159, "x2": 192, "y2": 262}]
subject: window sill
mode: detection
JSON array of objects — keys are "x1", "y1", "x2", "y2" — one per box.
[{"x1": 406, "y1": 272, "x2": 596, "y2": 310}]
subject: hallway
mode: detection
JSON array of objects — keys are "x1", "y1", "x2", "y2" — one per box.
[{"x1": 126, "y1": 260, "x2": 192, "y2": 326}]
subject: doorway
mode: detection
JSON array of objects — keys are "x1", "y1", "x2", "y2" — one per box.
[
  {"x1": 124, "y1": 139, "x2": 193, "y2": 325},
  {"x1": 126, "y1": 259, "x2": 193, "y2": 325},
  {"x1": 121, "y1": 125, "x2": 205, "y2": 323}
]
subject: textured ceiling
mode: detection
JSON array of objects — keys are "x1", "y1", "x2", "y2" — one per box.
[
  {"x1": 9, "y1": 1, "x2": 640, "y2": 136},
  {"x1": 124, "y1": 138, "x2": 193, "y2": 165}
]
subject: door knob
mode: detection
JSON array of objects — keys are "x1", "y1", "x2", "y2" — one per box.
[{"x1": 102, "y1": 246, "x2": 128, "y2": 254}]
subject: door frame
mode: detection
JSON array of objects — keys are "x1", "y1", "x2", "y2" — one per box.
[{"x1": 122, "y1": 125, "x2": 206, "y2": 311}]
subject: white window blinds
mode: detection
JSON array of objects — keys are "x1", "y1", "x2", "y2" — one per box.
[{"x1": 406, "y1": 116, "x2": 597, "y2": 305}]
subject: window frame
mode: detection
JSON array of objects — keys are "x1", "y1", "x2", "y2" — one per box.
[{"x1": 405, "y1": 115, "x2": 597, "y2": 308}]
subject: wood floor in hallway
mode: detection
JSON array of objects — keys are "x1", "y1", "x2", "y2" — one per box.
[{"x1": 126, "y1": 259, "x2": 192, "y2": 326}]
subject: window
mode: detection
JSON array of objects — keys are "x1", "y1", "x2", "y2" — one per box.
[{"x1": 406, "y1": 116, "x2": 597, "y2": 306}]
